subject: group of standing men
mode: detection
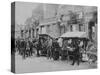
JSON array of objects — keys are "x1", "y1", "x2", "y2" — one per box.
[
  {"x1": 45, "y1": 37, "x2": 84, "y2": 66},
  {"x1": 13, "y1": 36, "x2": 84, "y2": 66},
  {"x1": 15, "y1": 39, "x2": 33, "y2": 59}
]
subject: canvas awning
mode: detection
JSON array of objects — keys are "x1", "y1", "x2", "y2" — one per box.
[
  {"x1": 39, "y1": 33, "x2": 54, "y2": 39},
  {"x1": 60, "y1": 31, "x2": 87, "y2": 38}
]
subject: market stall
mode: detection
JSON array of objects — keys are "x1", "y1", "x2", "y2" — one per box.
[{"x1": 59, "y1": 31, "x2": 88, "y2": 60}]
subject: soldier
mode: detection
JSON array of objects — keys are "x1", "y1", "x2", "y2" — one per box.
[
  {"x1": 46, "y1": 37, "x2": 53, "y2": 59},
  {"x1": 71, "y1": 40, "x2": 80, "y2": 65},
  {"x1": 52, "y1": 39, "x2": 60, "y2": 60},
  {"x1": 21, "y1": 39, "x2": 27, "y2": 59},
  {"x1": 36, "y1": 39, "x2": 41, "y2": 57},
  {"x1": 28, "y1": 40, "x2": 33, "y2": 56}
]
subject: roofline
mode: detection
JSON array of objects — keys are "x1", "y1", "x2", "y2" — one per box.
[{"x1": 39, "y1": 21, "x2": 57, "y2": 26}]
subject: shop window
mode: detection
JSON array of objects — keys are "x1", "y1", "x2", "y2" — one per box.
[{"x1": 79, "y1": 24, "x2": 84, "y2": 31}]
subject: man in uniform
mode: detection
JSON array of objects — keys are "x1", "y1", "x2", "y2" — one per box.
[
  {"x1": 71, "y1": 40, "x2": 80, "y2": 65},
  {"x1": 47, "y1": 37, "x2": 53, "y2": 59}
]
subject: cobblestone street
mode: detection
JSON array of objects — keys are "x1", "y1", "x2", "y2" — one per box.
[{"x1": 15, "y1": 53, "x2": 97, "y2": 73}]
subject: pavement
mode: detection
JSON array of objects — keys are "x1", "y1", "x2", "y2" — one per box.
[{"x1": 15, "y1": 53, "x2": 97, "y2": 73}]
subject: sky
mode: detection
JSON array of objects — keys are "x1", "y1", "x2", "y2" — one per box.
[
  {"x1": 15, "y1": 2, "x2": 60, "y2": 25},
  {"x1": 15, "y1": 2, "x2": 42, "y2": 25},
  {"x1": 15, "y1": 2, "x2": 97, "y2": 25}
]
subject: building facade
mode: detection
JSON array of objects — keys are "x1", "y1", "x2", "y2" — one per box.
[{"x1": 24, "y1": 4, "x2": 97, "y2": 41}]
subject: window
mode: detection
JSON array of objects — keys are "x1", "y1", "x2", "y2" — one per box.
[
  {"x1": 32, "y1": 29, "x2": 34, "y2": 38},
  {"x1": 79, "y1": 24, "x2": 84, "y2": 31},
  {"x1": 47, "y1": 25, "x2": 50, "y2": 33},
  {"x1": 70, "y1": 25, "x2": 73, "y2": 31}
]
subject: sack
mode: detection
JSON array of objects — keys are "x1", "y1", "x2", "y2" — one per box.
[{"x1": 82, "y1": 53, "x2": 89, "y2": 61}]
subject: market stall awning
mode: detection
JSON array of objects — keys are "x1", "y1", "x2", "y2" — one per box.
[
  {"x1": 39, "y1": 33, "x2": 54, "y2": 39},
  {"x1": 60, "y1": 31, "x2": 87, "y2": 38}
]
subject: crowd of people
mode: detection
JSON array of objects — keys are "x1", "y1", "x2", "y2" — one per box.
[
  {"x1": 14, "y1": 38, "x2": 34, "y2": 58},
  {"x1": 12, "y1": 35, "x2": 96, "y2": 66}
]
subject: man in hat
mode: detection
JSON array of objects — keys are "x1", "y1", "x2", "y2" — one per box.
[{"x1": 71, "y1": 40, "x2": 80, "y2": 65}]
